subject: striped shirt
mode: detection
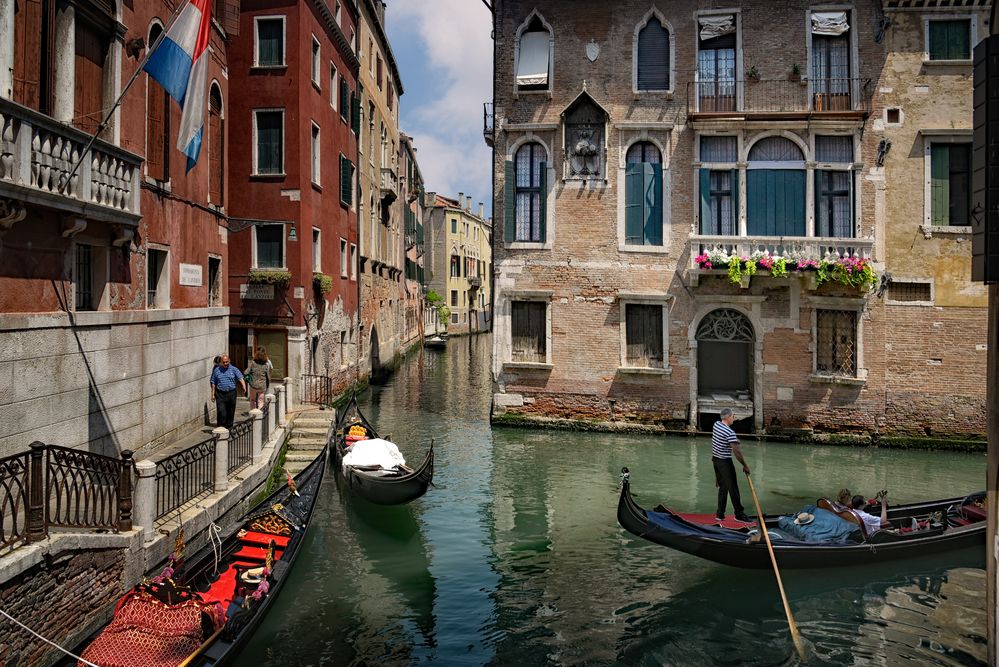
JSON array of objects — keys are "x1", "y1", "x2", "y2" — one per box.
[
  {"x1": 211, "y1": 365, "x2": 244, "y2": 392},
  {"x1": 711, "y1": 420, "x2": 739, "y2": 459}
]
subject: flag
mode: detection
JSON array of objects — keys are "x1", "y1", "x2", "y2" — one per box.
[{"x1": 143, "y1": 0, "x2": 212, "y2": 172}]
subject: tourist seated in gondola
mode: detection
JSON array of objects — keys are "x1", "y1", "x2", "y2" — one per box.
[
  {"x1": 834, "y1": 488, "x2": 852, "y2": 509},
  {"x1": 848, "y1": 493, "x2": 890, "y2": 535}
]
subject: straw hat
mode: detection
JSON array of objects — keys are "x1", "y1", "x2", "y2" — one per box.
[{"x1": 794, "y1": 512, "x2": 815, "y2": 526}]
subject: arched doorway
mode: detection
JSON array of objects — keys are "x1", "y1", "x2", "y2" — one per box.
[{"x1": 695, "y1": 308, "x2": 755, "y2": 430}]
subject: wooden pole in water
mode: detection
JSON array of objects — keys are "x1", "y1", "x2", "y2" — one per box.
[{"x1": 744, "y1": 472, "x2": 806, "y2": 660}]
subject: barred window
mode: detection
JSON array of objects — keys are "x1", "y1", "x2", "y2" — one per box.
[
  {"x1": 625, "y1": 304, "x2": 664, "y2": 368},
  {"x1": 888, "y1": 281, "x2": 932, "y2": 303},
  {"x1": 816, "y1": 310, "x2": 857, "y2": 376},
  {"x1": 511, "y1": 301, "x2": 546, "y2": 363}
]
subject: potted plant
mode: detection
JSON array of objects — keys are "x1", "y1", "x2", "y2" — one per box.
[
  {"x1": 247, "y1": 269, "x2": 292, "y2": 288},
  {"x1": 746, "y1": 66, "x2": 761, "y2": 82},
  {"x1": 789, "y1": 63, "x2": 802, "y2": 82}
]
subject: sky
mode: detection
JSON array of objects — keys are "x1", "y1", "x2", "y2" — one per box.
[{"x1": 386, "y1": 1, "x2": 494, "y2": 218}]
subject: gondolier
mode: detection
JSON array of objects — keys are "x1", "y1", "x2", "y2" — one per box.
[{"x1": 711, "y1": 408, "x2": 750, "y2": 522}]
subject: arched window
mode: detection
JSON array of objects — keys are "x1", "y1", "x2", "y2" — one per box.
[
  {"x1": 209, "y1": 83, "x2": 224, "y2": 204},
  {"x1": 636, "y1": 16, "x2": 671, "y2": 91},
  {"x1": 747, "y1": 136, "x2": 806, "y2": 236},
  {"x1": 624, "y1": 141, "x2": 663, "y2": 246},
  {"x1": 146, "y1": 22, "x2": 169, "y2": 181},
  {"x1": 505, "y1": 142, "x2": 546, "y2": 243},
  {"x1": 515, "y1": 14, "x2": 552, "y2": 92}
]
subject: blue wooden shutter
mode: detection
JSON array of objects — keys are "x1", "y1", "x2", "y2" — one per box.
[
  {"x1": 625, "y1": 163, "x2": 644, "y2": 243},
  {"x1": 748, "y1": 170, "x2": 804, "y2": 236},
  {"x1": 698, "y1": 168, "x2": 711, "y2": 234},
  {"x1": 779, "y1": 170, "x2": 805, "y2": 236},
  {"x1": 504, "y1": 160, "x2": 516, "y2": 243},
  {"x1": 644, "y1": 163, "x2": 663, "y2": 245},
  {"x1": 538, "y1": 161, "x2": 547, "y2": 242}
]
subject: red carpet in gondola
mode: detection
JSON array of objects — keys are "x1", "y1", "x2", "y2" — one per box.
[{"x1": 674, "y1": 512, "x2": 755, "y2": 529}]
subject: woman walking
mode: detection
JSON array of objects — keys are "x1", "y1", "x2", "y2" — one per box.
[{"x1": 245, "y1": 346, "x2": 272, "y2": 410}]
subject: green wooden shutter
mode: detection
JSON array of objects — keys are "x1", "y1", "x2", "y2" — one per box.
[
  {"x1": 625, "y1": 163, "x2": 644, "y2": 244},
  {"x1": 747, "y1": 170, "x2": 805, "y2": 236},
  {"x1": 747, "y1": 170, "x2": 766, "y2": 235},
  {"x1": 949, "y1": 20, "x2": 970, "y2": 60},
  {"x1": 340, "y1": 80, "x2": 349, "y2": 120},
  {"x1": 351, "y1": 93, "x2": 361, "y2": 134},
  {"x1": 730, "y1": 169, "x2": 739, "y2": 234},
  {"x1": 504, "y1": 160, "x2": 516, "y2": 243},
  {"x1": 644, "y1": 163, "x2": 663, "y2": 246},
  {"x1": 929, "y1": 22, "x2": 946, "y2": 60},
  {"x1": 538, "y1": 161, "x2": 547, "y2": 242},
  {"x1": 814, "y1": 170, "x2": 825, "y2": 236},
  {"x1": 931, "y1": 144, "x2": 950, "y2": 226},
  {"x1": 698, "y1": 168, "x2": 711, "y2": 234},
  {"x1": 779, "y1": 170, "x2": 806, "y2": 236}
]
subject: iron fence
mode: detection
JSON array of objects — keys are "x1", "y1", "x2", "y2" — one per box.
[
  {"x1": 228, "y1": 418, "x2": 253, "y2": 475},
  {"x1": 261, "y1": 401, "x2": 271, "y2": 444},
  {"x1": 0, "y1": 451, "x2": 30, "y2": 550},
  {"x1": 45, "y1": 444, "x2": 130, "y2": 531},
  {"x1": 302, "y1": 374, "x2": 333, "y2": 408},
  {"x1": 155, "y1": 436, "x2": 216, "y2": 521},
  {"x1": 687, "y1": 78, "x2": 871, "y2": 115}
]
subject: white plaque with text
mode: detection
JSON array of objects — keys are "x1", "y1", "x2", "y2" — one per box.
[
  {"x1": 179, "y1": 263, "x2": 203, "y2": 286},
  {"x1": 240, "y1": 284, "x2": 275, "y2": 300}
]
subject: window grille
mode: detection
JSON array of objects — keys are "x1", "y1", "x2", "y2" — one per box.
[
  {"x1": 816, "y1": 310, "x2": 857, "y2": 376},
  {"x1": 888, "y1": 282, "x2": 932, "y2": 302}
]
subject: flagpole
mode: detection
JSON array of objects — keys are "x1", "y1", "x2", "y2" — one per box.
[{"x1": 57, "y1": 0, "x2": 193, "y2": 195}]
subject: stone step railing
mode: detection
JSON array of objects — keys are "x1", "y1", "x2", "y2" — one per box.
[{"x1": 690, "y1": 235, "x2": 875, "y2": 271}]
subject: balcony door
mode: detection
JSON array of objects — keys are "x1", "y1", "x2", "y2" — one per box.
[{"x1": 746, "y1": 137, "x2": 805, "y2": 237}]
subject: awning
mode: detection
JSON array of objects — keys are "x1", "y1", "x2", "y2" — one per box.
[
  {"x1": 812, "y1": 11, "x2": 849, "y2": 36},
  {"x1": 517, "y1": 31, "x2": 550, "y2": 86},
  {"x1": 698, "y1": 15, "x2": 736, "y2": 41}
]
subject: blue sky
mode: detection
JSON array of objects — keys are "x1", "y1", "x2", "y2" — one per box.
[{"x1": 386, "y1": 1, "x2": 493, "y2": 218}]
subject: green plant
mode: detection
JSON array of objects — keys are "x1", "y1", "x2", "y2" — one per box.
[
  {"x1": 771, "y1": 257, "x2": 788, "y2": 278},
  {"x1": 791, "y1": 63, "x2": 801, "y2": 76},
  {"x1": 312, "y1": 272, "x2": 333, "y2": 295},
  {"x1": 726, "y1": 257, "x2": 757, "y2": 285},
  {"x1": 248, "y1": 269, "x2": 292, "y2": 287},
  {"x1": 425, "y1": 290, "x2": 451, "y2": 331},
  {"x1": 747, "y1": 66, "x2": 760, "y2": 80}
]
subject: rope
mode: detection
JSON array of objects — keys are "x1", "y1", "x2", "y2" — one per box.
[
  {"x1": 208, "y1": 522, "x2": 224, "y2": 575},
  {"x1": 0, "y1": 607, "x2": 100, "y2": 667}
]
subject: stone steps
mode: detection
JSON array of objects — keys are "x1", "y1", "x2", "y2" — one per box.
[{"x1": 281, "y1": 408, "x2": 336, "y2": 475}]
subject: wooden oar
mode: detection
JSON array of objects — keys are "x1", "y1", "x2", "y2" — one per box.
[{"x1": 744, "y1": 471, "x2": 806, "y2": 660}]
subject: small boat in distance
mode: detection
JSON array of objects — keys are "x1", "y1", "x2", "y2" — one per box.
[
  {"x1": 331, "y1": 393, "x2": 433, "y2": 505},
  {"x1": 617, "y1": 468, "x2": 986, "y2": 569},
  {"x1": 423, "y1": 333, "x2": 448, "y2": 349}
]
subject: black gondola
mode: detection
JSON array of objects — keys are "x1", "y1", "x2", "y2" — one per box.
[
  {"x1": 330, "y1": 393, "x2": 433, "y2": 505},
  {"x1": 618, "y1": 470, "x2": 986, "y2": 569},
  {"x1": 73, "y1": 448, "x2": 327, "y2": 666}
]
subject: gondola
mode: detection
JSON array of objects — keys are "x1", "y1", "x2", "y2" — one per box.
[
  {"x1": 617, "y1": 468, "x2": 986, "y2": 569},
  {"x1": 330, "y1": 393, "x2": 433, "y2": 505},
  {"x1": 72, "y1": 448, "x2": 327, "y2": 666},
  {"x1": 423, "y1": 334, "x2": 448, "y2": 349}
]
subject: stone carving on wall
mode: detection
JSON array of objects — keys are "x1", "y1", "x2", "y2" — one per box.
[
  {"x1": 564, "y1": 93, "x2": 606, "y2": 179},
  {"x1": 586, "y1": 39, "x2": 599, "y2": 62}
]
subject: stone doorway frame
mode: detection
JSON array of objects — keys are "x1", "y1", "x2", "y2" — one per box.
[{"x1": 688, "y1": 299, "x2": 765, "y2": 433}]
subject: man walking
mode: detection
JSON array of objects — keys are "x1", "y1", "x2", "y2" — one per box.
[
  {"x1": 711, "y1": 408, "x2": 751, "y2": 522},
  {"x1": 211, "y1": 355, "x2": 246, "y2": 430}
]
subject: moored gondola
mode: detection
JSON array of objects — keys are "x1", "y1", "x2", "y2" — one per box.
[
  {"x1": 72, "y1": 448, "x2": 327, "y2": 666},
  {"x1": 330, "y1": 393, "x2": 433, "y2": 505},
  {"x1": 618, "y1": 469, "x2": 985, "y2": 569}
]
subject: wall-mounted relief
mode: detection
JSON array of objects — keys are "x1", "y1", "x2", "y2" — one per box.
[{"x1": 586, "y1": 40, "x2": 600, "y2": 62}]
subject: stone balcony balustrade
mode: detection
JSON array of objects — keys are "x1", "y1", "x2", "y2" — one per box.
[{"x1": 380, "y1": 166, "x2": 398, "y2": 203}]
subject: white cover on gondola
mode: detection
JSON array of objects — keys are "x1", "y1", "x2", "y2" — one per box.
[{"x1": 342, "y1": 438, "x2": 406, "y2": 471}]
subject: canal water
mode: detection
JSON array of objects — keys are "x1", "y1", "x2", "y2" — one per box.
[{"x1": 236, "y1": 335, "x2": 987, "y2": 666}]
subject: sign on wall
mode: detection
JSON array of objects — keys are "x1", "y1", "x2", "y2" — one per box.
[
  {"x1": 240, "y1": 284, "x2": 275, "y2": 300},
  {"x1": 179, "y1": 263, "x2": 203, "y2": 286}
]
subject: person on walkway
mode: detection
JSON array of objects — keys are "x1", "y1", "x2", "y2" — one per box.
[
  {"x1": 711, "y1": 408, "x2": 751, "y2": 522},
  {"x1": 245, "y1": 347, "x2": 272, "y2": 410},
  {"x1": 211, "y1": 355, "x2": 246, "y2": 430}
]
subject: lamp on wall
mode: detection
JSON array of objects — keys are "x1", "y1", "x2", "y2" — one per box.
[{"x1": 287, "y1": 226, "x2": 298, "y2": 242}]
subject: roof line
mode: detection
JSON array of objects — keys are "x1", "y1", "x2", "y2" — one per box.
[{"x1": 362, "y1": 0, "x2": 404, "y2": 95}]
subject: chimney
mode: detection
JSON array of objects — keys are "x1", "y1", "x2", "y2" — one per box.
[
  {"x1": 478, "y1": 202, "x2": 484, "y2": 218},
  {"x1": 457, "y1": 192, "x2": 464, "y2": 208},
  {"x1": 466, "y1": 196, "x2": 472, "y2": 211}
]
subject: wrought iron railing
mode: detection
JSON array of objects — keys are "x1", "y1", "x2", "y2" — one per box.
[
  {"x1": 483, "y1": 102, "x2": 494, "y2": 145},
  {"x1": 227, "y1": 418, "x2": 253, "y2": 475},
  {"x1": 155, "y1": 436, "x2": 216, "y2": 521},
  {"x1": 690, "y1": 235, "x2": 874, "y2": 271},
  {"x1": 45, "y1": 444, "x2": 129, "y2": 531},
  {"x1": 687, "y1": 78, "x2": 871, "y2": 115},
  {"x1": 302, "y1": 374, "x2": 333, "y2": 408},
  {"x1": 261, "y1": 401, "x2": 271, "y2": 444},
  {"x1": 0, "y1": 451, "x2": 30, "y2": 550}
]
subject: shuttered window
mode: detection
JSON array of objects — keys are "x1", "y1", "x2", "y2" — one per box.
[
  {"x1": 254, "y1": 110, "x2": 283, "y2": 175},
  {"x1": 146, "y1": 24, "x2": 169, "y2": 182},
  {"x1": 625, "y1": 304, "x2": 664, "y2": 368},
  {"x1": 699, "y1": 169, "x2": 737, "y2": 235},
  {"x1": 339, "y1": 155, "x2": 354, "y2": 206},
  {"x1": 255, "y1": 18, "x2": 284, "y2": 66},
  {"x1": 928, "y1": 19, "x2": 971, "y2": 61},
  {"x1": 930, "y1": 143, "x2": 971, "y2": 226},
  {"x1": 747, "y1": 170, "x2": 806, "y2": 236},
  {"x1": 14, "y1": 0, "x2": 54, "y2": 113},
  {"x1": 511, "y1": 301, "x2": 547, "y2": 363},
  {"x1": 351, "y1": 93, "x2": 361, "y2": 134},
  {"x1": 624, "y1": 142, "x2": 663, "y2": 246},
  {"x1": 637, "y1": 17, "x2": 670, "y2": 91},
  {"x1": 816, "y1": 310, "x2": 857, "y2": 377},
  {"x1": 506, "y1": 142, "x2": 546, "y2": 243},
  {"x1": 74, "y1": 17, "x2": 110, "y2": 135},
  {"x1": 208, "y1": 85, "x2": 223, "y2": 204},
  {"x1": 339, "y1": 79, "x2": 350, "y2": 120}
]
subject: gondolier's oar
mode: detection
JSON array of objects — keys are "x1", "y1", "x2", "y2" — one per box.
[{"x1": 744, "y1": 472, "x2": 806, "y2": 660}]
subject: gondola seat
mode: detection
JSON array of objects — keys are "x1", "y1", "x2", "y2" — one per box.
[
  {"x1": 962, "y1": 504, "x2": 987, "y2": 522},
  {"x1": 817, "y1": 498, "x2": 869, "y2": 541}
]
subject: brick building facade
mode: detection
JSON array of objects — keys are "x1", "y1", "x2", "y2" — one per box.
[{"x1": 488, "y1": 0, "x2": 988, "y2": 438}]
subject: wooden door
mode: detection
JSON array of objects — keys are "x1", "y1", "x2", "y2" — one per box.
[
  {"x1": 256, "y1": 330, "x2": 287, "y2": 380},
  {"x1": 74, "y1": 20, "x2": 108, "y2": 135}
]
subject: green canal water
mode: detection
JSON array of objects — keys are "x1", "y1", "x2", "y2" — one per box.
[{"x1": 236, "y1": 335, "x2": 987, "y2": 666}]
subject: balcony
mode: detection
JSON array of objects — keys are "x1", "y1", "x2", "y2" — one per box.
[
  {"x1": 483, "y1": 103, "x2": 494, "y2": 147},
  {"x1": 689, "y1": 234, "x2": 874, "y2": 286},
  {"x1": 0, "y1": 98, "x2": 141, "y2": 226},
  {"x1": 380, "y1": 166, "x2": 398, "y2": 204},
  {"x1": 468, "y1": 276, "x2": 482, "y2": 289},
  {"x1": 686, "y1": 78, "x2": 871, "y2": 119}
]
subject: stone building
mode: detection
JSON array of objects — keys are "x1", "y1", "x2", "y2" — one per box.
[
  {"x1": 425, "y1": 193, "x2": 493, "y2": 336},
  {"x1": 0, "y1": 0, "x2": 238, "y2": 458},
  {"x1": 357, "y1": 0, "x2": 406, "y2": 377},
  {"x1": 400, "y1": 132, "x2": 426, "y2": 347},
  {"x1": 225, "y1": 0, "x2": 361, "y2": 395},
  {"x1": 487, "y1": 0, "x2": 988, "y2": 437}
]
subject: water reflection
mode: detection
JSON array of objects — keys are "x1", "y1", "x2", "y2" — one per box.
[{"x1": 236, "y1": 335, "x2": 986, "y2": 666}]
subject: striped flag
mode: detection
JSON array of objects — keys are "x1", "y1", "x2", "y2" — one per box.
[{"x1": 142, "y1": 0, "x2": 212, "y2": 172}]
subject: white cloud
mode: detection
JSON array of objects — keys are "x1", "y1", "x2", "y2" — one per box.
[{"x1": 389, "y1": 0, "x2": 493, "y2": 210}]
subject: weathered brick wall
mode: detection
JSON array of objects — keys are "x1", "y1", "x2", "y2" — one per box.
[{"x1": 0, "y1": 548, "x2": 126, "y2": 667}]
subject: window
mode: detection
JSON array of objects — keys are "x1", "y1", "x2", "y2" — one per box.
[
  {"x1": 515, "y1": 15, "x2": 552, "y2": 92},
  {"x1": 311, "y1": 122, "x2": 321, "y2": 185},
  {"x1": 147, "y1": 247, "x2": 169, "y2": 309},
  {"x1": 12, "y1": 0, "x2": 55, "y2": 114},
  {"x1": 450, "y1": 254, "x2": 460, "y2": 277},
  {"x1": 387, "y1": 82, "x2": 394, "y2": 111},
  {"x1": 511, "y1": 301, "x2": 547, "y2": 363},
  {"x1": 811, "y1": 12, "x2": 851, "y2": 111},
  {"x1": 888, "y1": 281, "x2": 933, "y2": 304},
  {"x1": 696, "y1": 14, "x2": 736, "y2": 111},
  {"x1": 450, "y1": 290, "x2": 458, "y2": 307},
  {"x1": 312, "y1": 228, "x2": 321, "y2": 271},
  {"x1": 624, "y1": 142, "x2": 663, "y2": 246},
  {"x1": 254, "y1": 224, "x2": 284, "y2": 269},
  {"x1": 146, "y1": 23, "x2": 169, "y2": 182},
  {"x1": 636, "y1": 15, "x2": 671, "y2": 92},
  {"x1": 330, "y1": 64, "x2": 338, "y2": 110},
  {"x1": 74, "y1": 244, "x2": 96, "y2": 311},
  {"x1": 698, "y1": 137, "x2": 738, "y2": 236},
  {"x1": 73, "y1": 13, "x2": 113, "y2": 135},
  {"x1": 624, "y1": 303, "x2": 664, "y2": 369},
  {"x1": 208, "y1": 256, "x2": 222, "y2": 307},
  {"x1": 350, "y1": 243, "x2": 357, "y2": 279},
  {"x1": 339, "y1": 154, "x2": 354, "y2": 206},
  {"x1": 340, "y1": 238, "x2": 348, "y2": 277},
  {"x1": 311, "y1": 36, "x2": 321, "y2": 86},
  {"x1": 816, "y1": 136, "x2": 855, "y2": 238},
  {"x1": 929, "y1": 143, "x2": 971, "y2": 226},
  {"x1": 208, "y1": 84, "x2": 224, "y2": 204},
  {"x1": 254, "y1": 17, "x2": 285, "y2": 67},
  {"x1": 376, "y1": 55, "x2": 383, "y2": 90},
  {"x1": 253, "y1": 110, "x2": 284, "y2": 175},
  {"x1": 507, "y1": 142, "x2": 546, "y2": 243},
  {"x1": 335, "y1": 1, "x2": 341, "y2": 25},
  {"x1": 339, "y1": 78, "x2": 350, "y2": 120},
  {"x1": 927, "y1": 19, "x2": 971, "y2": 61},
  {"x1": 451, "y1": 313, "x2": 459, "y2": 324},
  {"x1": 747, "y1": 136, "x2": 806, "y2": 236},
  {"x1": 451, "y1": 219, "x2": 457, "y2": 234},
  {"x1": 816, "y1": 310, "x2": 857, "y2": 377}
]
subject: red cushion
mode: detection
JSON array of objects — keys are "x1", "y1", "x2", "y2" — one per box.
[
  {"x1": 963, "y1": 504, "x2": 987, "y2": 521},
  {"x1": 233, "y1": 545, "x2": 284, "y2": 561},
  {"x1": 240, "y1": 531, "x2": 291, "y2": 548}
]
